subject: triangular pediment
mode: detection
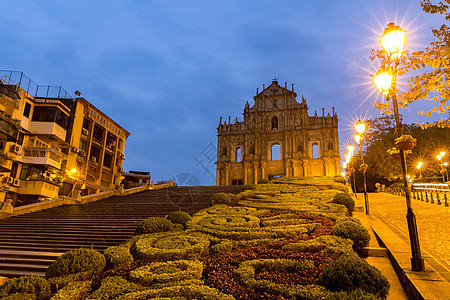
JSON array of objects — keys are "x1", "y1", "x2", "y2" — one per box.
[{"x1": 257, "y1": 81, "x2": 295, "y2": 97}]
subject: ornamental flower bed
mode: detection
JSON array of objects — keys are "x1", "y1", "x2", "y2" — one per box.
[{"x1": 0, "y1": 177, "x2": 389, "y2": 299}]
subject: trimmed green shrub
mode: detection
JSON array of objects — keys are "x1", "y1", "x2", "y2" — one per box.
[
  {"x1": 50, "y1": 280, "x2": 91, "y2": 300},
  {"x1": 167, "y1": 211, "x2": 191, "y2": 225},
  {"x1": 333, "y1": 175, "x2": 347, "y2": 184},
  {"x1": 134, "y1": 216, "x2": 175, "y2": 236},
  {"x1": 335, "y1": 217, "x2": 362, "y2": 225},
  {"x1": 130, "y1": 231, "x2": 210, "y2": 262},
  {"x1": 330, "y1": 288, "x2": 381, "y2": 300},
  {"x1": 258, "y1": 178, "x2": 269, "y2": 184},
  {"x1": 208, "y1": 193, "x2": 236, "y2": 206},
  {"x1": 45, "y1": 248, "x2": 106, "y2": 279},
  {"x1": 241, "y1": 184, "x2": 256, "y2": 191},
  {"x1": 331, "y1": 221, "x2": 370, "y2": 254},
  {"x1": 47, "y1": 271, "x2": 92, "y2": 291},
  {"x1": 114, "y1": 284, "x2": 235, "y2": 300},
  {"x1": 0, "y1": 275, "x2": 50, "y2": 300},
  {"x1": 86, "y1": 276, "x2": 145, "y2": 300},
  {"x1": 1, "y1": 293, "x2": 35, "y2": 300},
  {"x1": 129, "y1": 260, "x2": 203, "y2": 286},
  {"x1": 321, "y1": 256, "x2": 389, "y2": 299},
  {"x1": 331, "y1": 193, "x2": 355, "y2": 212},
  {"x1": 104, "y1": 244, "x2": 134, "y2": 268},
  {"x1": 282, "y1": 235, "x2": 354, "y2": 257}
]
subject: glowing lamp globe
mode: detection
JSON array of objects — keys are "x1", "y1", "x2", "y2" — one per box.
[
  {"x1": 347, "y1": 144, "x2": 355, "y2": 154},
  {"x1": 354, "y1": 134, "x2": 361, "y2": 145},
  {"x1": 381, "y1": 23, "x2": 406, "y2": 61},
  {"x1": 355, "y1": 121, "x2": 366, "y2": 135},
  {"x1": 373, "y1": 70, "x2": 393, "y2": 96}
]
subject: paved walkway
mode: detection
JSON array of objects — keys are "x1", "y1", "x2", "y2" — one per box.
[{"x1": 364, "y1": 192, "x2": 450, "y2": 272}]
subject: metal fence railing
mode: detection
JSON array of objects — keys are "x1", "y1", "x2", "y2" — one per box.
[
  {"x1": 411, "y1": 183, "x2": 449, "y2": 207},
  {"x1": 0, "y1": 70, "x2": 71, "y2": 99}
]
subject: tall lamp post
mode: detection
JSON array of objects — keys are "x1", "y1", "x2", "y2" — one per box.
[
  {"x1": 437, "y1": 152, "x2": 446, "y2": 182},
  {"x1": 373, "y1": 23, "x2": 424, "y2": 271},
  {"x1": 347, "y1": 144, "x2": 357, "y2": 198},
  {"x1": 354, "y1": 122, "x2": 369, "y2": 214}
]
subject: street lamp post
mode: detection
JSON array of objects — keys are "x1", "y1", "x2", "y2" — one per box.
[
  {"x1": 347, "y1": 144, "x2": 357, "y2": 198},
  {"x1": 437, "y1": 152, "x2": 446, "y2": 183},
  {"x1": 354, "y1": 122, "x2": 369, "y2": 214},
  {"x1": 373, "y1": 23, "x2": 424, "y2": 271}
]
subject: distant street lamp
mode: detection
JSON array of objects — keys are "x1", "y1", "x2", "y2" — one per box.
[
  {"x1": 416, "y1": 162, "x2": 423, "y2": 178},
  {"x1": 373, "y1": 22, "x2": 424, "y2": 271},
  {"x1": 437, "y1": 153, "x2": 446, "y2": 183},
  {"x1": 354, "y1": 121, "x2": 369, "y2": 214}
]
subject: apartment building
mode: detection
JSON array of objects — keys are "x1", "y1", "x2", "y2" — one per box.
[{"x1": 0, "y1": 71, "x2": 129, "y2": 206}]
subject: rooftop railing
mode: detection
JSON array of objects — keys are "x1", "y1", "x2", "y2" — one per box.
[{"x1": 0, "y1": 70, "x2": 71, "y2": 99}]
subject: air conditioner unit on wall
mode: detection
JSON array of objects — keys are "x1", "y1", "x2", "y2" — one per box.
[
  {"x1": 79, "y1": 150, "x2": 86, "y2": 157},
  {"x1": 13, "y1": 178, "x2": 20, "y2": 187},
  {"x1": 6, "y1": 176, "x2": 13, "y2": 184},
  {"x1": 10, "y1": 144, "x2": 22, "y2": 155},
  {"x1": 82, "y1": 128, "x2": 89, "y2": 136},
  {"x1": 91, "y1": 156, "x2": 97, "y2": 163},
  {"x1": 71, "y1": 147, "x2": 80, "y2": 153}
]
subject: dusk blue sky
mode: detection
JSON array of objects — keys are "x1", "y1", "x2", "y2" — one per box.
[{"x1": 1, "y1": 0, "x2": 444, "y2": 185}]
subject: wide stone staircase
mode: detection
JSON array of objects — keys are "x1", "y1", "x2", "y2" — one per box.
[{"x1": 0, "y1": 185, "x2": 243, "y2": 277}]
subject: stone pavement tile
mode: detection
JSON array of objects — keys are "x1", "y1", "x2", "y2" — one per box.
[
  {"x1": 352, "y1": 199, "x2": 408, "y2": 299},
  {"x1": 365, "y1": 256, "x2": 408, "y2": 300}
]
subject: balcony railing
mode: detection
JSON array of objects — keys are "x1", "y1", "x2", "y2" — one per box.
[
  {"x1": 23, "y1": 147, "x2": 67, "y2": 169},
  {"x1": 29, "y1": 121, "x2": 67, "y2": 141},
  {"x1": 17, "y1": 180, "x2": 60, "y2": 199}
]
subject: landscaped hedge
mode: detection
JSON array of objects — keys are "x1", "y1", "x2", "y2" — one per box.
[
  {"x1": 167, "y1": 211, "x2": 191, "y2": 225},
  {"x1": 50, "y1": 280, "x2": 92, "y2": 300},
  {"x1": 45, "y1": 248, "x2": 106, "y2": 279},
  {"x1": 114, "y1": 284, "x2": 235, "y2": 300},
  {"x1": 86, "y1": 276, "x2": 145, "y2": 300},
  {"x1": 331, "y1": 193, "x2": 355, "y2": 212},
  {"x1": 103, "y1": 243, "x2": 134, "y2": 268},
  {"x1": 209, "y1": 193, "x2": 237, "y2": 206},
  {"x1": 282, "y1": 235, "x2": 354, "y2": 257},
  {"x1": 331, "y1": 221, "x2": 370, "y2": 255},
  {"x1": 130, "y1": 231, "x2": 210, "y2": 262},
  {"x1": 134, "y1": 216, "x2": 175, "y2": 236},
  {"x1": 321, "y1": 255, "x2": 389, "y2": 299},
  {"x1": 129, "y1": 260, "x2": 203, "y2": 287},
  {"x1": 0, "y1": 275, "x2": 50, "y2": 300},
  {"x1": 235, "y1": 258, "x2": 329, "y2": 299}
]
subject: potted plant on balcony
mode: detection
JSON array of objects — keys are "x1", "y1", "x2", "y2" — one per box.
[{"x1": 395, "y1": 134, "x2": 416, "y2": 151}]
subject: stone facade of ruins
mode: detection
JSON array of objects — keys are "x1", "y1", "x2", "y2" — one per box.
[{"x1": 216, "y1": 80, "x2": 340, "y2": 185}]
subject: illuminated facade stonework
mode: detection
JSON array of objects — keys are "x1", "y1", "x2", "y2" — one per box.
[{"x1": 216, "y1": 80, "x2": 340, "y2": 185}]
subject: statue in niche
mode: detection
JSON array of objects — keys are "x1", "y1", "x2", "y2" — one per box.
[
  {"x1": 328, "y1": 141, "x2": 333, "y2": 150},
  {"x1": 249, "y1": 146, "x2": 254, "y2": 155},
  {"x1": 222, "y1": 146, "x2": 227, "y2": 156},
  {"x1": 297, "y1": 144, "x2": 303, "y2": 153}
]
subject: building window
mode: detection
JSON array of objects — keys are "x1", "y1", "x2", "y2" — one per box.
[
  {"x1": 271, "y1": 143, "x2": 281, "y2": 161},
  {"x1": 271, "y1": 116, "x2": 278, "y2": 130},
  {"x1": 23, "y1": 102, "x2": 31, "y2": 118},
  {"x1": 312, "y1": 143, "x2": 319, "y2": 159},
  {"x1": 236, "y1": 148, "x2": 242, "y2": 162}
]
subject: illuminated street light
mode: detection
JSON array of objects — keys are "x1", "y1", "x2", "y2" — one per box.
[
  {"x1": 354, "y1": 122, "x2": 369, "y2": 214},
  {"x1": 373, "y1": 22, "x2": 424, "y2": 271},
  {"x1": 416, "y1": 162, "x2": 423, "y2": 178},
  {"x1": 381, "y1": 22, "x2": 406, "y2": 61},
  {"x1": 348, "y1": 144, "x2": 355, "y2": 155},
  {"x1": 440, "y1": 151, "x2": 445, "y2": 158},
  {"x1": 437, "y1": 154, "x2": 446, "y2": 183}
]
